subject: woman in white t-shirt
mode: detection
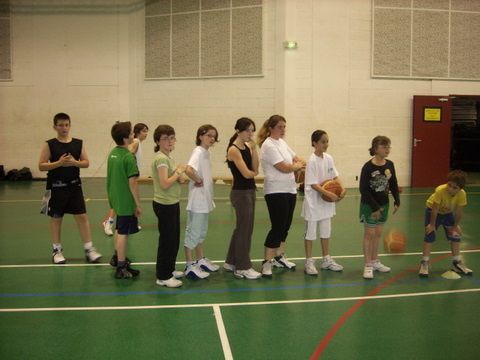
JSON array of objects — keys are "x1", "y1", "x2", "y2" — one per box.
[
  {"x1": 257, "y1": 115, "x2": 305, "y2": 277},
  {"x1": 301, "y1": 130, "x2": 346, "y2": 275},
  {"x1": 183, "y1": 124, "x2": 220, "y2": 279}
]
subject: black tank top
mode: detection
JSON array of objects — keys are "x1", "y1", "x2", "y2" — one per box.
[
  {"x1": 46, "y1": 138, "x2": 82, "y2": 188},
  {"x1": 227, "y1": 144, "x2": 256, "y2": 190}
]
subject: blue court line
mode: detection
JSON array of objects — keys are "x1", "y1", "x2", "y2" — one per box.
[{"x1": 0, "y1": 276, "x2": 454, "y2": 299}]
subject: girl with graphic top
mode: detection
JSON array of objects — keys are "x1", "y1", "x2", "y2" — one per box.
[{"x1": 359, "y1": 135, "x2": 400, "y2": 279}]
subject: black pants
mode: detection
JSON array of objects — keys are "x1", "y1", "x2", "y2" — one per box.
[
  {"x1": 264, "y1": 193, "x2": 296, "y2": 249},
  {"x1": 153, "y1": 201, "x2": 180, "y2": 280}
]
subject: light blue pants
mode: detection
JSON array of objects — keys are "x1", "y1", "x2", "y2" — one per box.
[{"x1": 184, "y1": 211, "x2": 209, "y2": 249}]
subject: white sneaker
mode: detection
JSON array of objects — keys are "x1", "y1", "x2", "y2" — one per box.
[
  {"x1": 103, "y1": 220, "x2": 113, "y2": 236},
  {"x1": 452, "y1": 260, "x2": 473, "y2": 275},
  {"x1": 261, "y1": 260, "x2": 273, "y2": 277},
  {"x1": 197, "y1": 257, "x2": 219, "y2": 272},
  {"x1": 85, "y1": 247, "x2": 102, "y2": 263},
  {"x1": 372, "y1": 260, "x2": 391, "y2": 273},
  {"x1": 321, "y1": 258, "x2": 343, "y2": 272},
  {"x1": 172, "y1": 270, "x2": 184, "y2": 279},
  {"x1": 363, "y1": 266, "x2": 374, "y2": 279},
  {"x1": 273, "y1": 255, "x2": 296, "y2": 269},
  {"x1": 304, "y1": 259, "x2": 318, "y2": 275},
  {"x1": 156, "y1": 277, "x2": 183, "y2": 288},
  {"x1": 137, "y1": 224, "x2": 142, "y2": 231},
  {"x1": 223, "y1": 263, "x2": 235, "y2": 272},
  {"x1": 52, "y1": 249, "x2": 66, "y2": 264},
  {"x1": 234, "y1": 268, "x2": 261, "y2": 280},
  {"x1": 418, "y1": 260, "x2": 429, "y2": 277},
  {"x1": 185, "y1": 264, "x2": 210, "y2": 279}
]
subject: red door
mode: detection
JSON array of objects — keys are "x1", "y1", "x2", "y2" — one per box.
[{"x1": 411, "y1": 95, "x2": 452, "y2": 187}]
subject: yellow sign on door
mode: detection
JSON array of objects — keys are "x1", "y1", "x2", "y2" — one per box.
[{"x1": 424, "y1": 108, "x2": 441, "y2": 122}]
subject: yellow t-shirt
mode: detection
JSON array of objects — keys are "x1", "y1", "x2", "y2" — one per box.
[{"x1": 426, "y1": 184, "x2": 467, "y2": 214}]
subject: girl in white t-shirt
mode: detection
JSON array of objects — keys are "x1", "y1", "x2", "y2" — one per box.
[
  {"x1": 301, "y1": 130, "x2": 346, "y2": 275},
  {"x1": 183, "y1": 124, "x2": 219, "y2": 279},
  {"x1": 258, "y1": 115, "x2": 306, "y2": 277}
]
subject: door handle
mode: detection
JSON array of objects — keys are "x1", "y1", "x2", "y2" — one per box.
[{"x1": 413, "y1": 138, "x2": 422, "y2": 147}]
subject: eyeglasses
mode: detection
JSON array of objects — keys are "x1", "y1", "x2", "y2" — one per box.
[
  {"x1": 203, "y1": 134, "x2": 217, "y2": 139},
  {"x1": 160, "y1": 136, "x2": 176, "y2": 141}
]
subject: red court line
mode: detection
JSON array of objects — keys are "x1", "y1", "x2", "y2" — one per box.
[{"x1": 309, "y1": 253, "x2": 451, "y2": 360}]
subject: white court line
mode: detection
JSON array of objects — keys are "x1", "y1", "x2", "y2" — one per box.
[
  {"x1": 213, "y1": 305, "x2": 234, "y2": 360},
  {"x1": 1, "y1": 288, "x2": 479, "y2": 313},
  {"x1": 1, "y1": 249, "x2": 479, "y2": 269}
]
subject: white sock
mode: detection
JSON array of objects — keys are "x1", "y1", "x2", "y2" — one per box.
[
  {"x1": 453, "y1": 255, "x2": 461, "y2": 262},
  {"x1": 83, "y1": 241, "x2": 93, "y2": 250},
  {"x1": 323, "y1": 255, "x2": 332, "y2": 262},
  {"x1": 52, "y1": 243, "x2": 62, "y2": 251},
  {"x1": 422, "y1": 256, "x2": 430, "y2": 262}
]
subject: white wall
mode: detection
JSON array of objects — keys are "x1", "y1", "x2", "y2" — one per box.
[{"x1": 1, "y1": 0, "x2": 480, "y2": 187}]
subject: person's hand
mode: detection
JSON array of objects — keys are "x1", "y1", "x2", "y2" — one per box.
[
  {"x1": 325, "y1": 191, "x2": 339, "y2": 202},
  {"x1": 194, "y1": 179, "x2": 204, "y2": 187},
  {"x1": 338, "y1": 188, "x2": 347, "y2": 200},
  {"x1": 425, "y1": 224, "x2": 435, "y2": 235},
  {"x1": 392, "y1": 204, "x2": 399, "y2": 214},
  {"x1": 371, "y1": 209, "x2": 382, "y2": 220},
  {"x1": 135, "y1": 206, "x2": 142, "y2": 217}
]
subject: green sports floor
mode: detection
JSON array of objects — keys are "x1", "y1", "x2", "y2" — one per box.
[{"x1": 1, "y1": 179, "x2": 479, "y2": 359}]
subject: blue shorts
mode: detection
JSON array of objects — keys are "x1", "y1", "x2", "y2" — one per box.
[
  {"x1": 116, "y1": 215, "x2": 139, "y2": 236},
  {"x1": 424, "y1": 208, "x2": 460, "y2": 243}
]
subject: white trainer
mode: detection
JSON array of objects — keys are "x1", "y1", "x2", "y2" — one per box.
[
  {"x1": 418, "y1": 260, "x2": 429, "y2": 277},
  {"x1": 85, "y1": 247, "x2": 102, "y2": 263},
  {"x1": 234, "y1": 268, "x2": 261, "y2": 280},
  {"x1": 52, "y1": 249, "x2": 66, "y2": 264},
  {"x1": 304, "y1": 259, "x2": 318, "y2": 275},
  {"x1": 197, "y1": 257, "x2": 220, "y2": 272},
  {"x1": 372, "y1": 260, "x2": 391, "y2": 273},
  {"x1": 261, "y1": 260, "x2": 273, "y2": 277},
  {"x1": 185, "y1": 264, "x2": 210, "y2": 279},
  {"x1": 156, "y1": 277, "x2": 183, "y2": 288},
  {"x1": 223, "y1": 263, "x2": 235, "y2": 272},
  {"x1": 452, "y1": 260, "x2": 473, "y2": 275},
  {"x1": 172, "y1": 270, "x2": 184, "y2": 279},
  {"x1": 363, "y1": 266, "x2": 374, "y2": 279},
  {"x1": 273, "y1": 255, "x2": 296, "y2": 269},
  {"x1": 103, "y1": 220, "x2": 113, "y2": 236},
  {"x1": 321, "y1": 258, "x2": 343, "y2": 272}
]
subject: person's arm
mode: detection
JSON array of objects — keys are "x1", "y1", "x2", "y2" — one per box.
[
  {"x1": 389, "y1": 162, "x2": 400, "y2": 213},
  {"x1": 452, "y1": 205, "x2": 464, "y2": 234},
  {"x1": 228, "y1": 146, "x2": 257, "y2": 179},
  {"x1": 247, "y1": 142, "x2": 259, "y2": 175},
  {"x1": 128, "y1": 176, "x2": 142, "y2": 217},
  {"x1": 158, "y1": 164, "x2": 186, "y2": 189},
  {"x1": 65, "y1": 145, "x2": 89, "y2": 168},
  {"x1": 128, "y1": 138, "x2": 140, "y2": 154},
  {"x1": 38, "y1": 143, "x2": 69, "y2": 171},
  {"x1": 185, "y1": 165, "x2": 203, "y2": 187},
  {"x1": 425, "y1": 203, "x2": 439, "y2": 234},
  {"x1": 273, "y1": 160, "x2": 305, "y2": 173}
]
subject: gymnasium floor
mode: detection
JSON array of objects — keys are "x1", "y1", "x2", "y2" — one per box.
[{"x1": 1, "y1": 179, "x2": 479, "y2": 359}]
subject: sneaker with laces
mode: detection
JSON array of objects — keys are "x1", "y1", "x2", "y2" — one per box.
[
  {"x1": 109, "y1": 254, "x2": 132, "y2": 267},
  {"x1": 321, "y1": 258, "x2": 344, "y2": 272},
  {"x1": 156, "y1": 277, "x2": 183, "y2": 288},
  {"x1": 451, "y1": 260, "x2": 473, "y2": 275},
  {"x1": 418, "y1": 260, "x2": 429, "y2": 277},
  {"x1": 372, "y1": 260, "x2": 391, "y2": 273},
  {"x1": 223, "y1": 263, "x2": 235, "y2": 272},
  {"x1": 261, "y1": 260, "x2": 273, "y2": 277},
  {"x1": 115, "y1": 266, "x2": 138, "y2": 279},
  {"x1": 197, "y1": 257, "x2": 219, "y2": 272},
  {"x1": 103, "y1": 220, "x2": 113, "y2": 236},
  {"x1": 304, "y1": 259, "x2": 318, "y2": 275},
  {"x1": 273, "y1": 255, "x2": 296, "y2": 269},
  {"x1": 185, "y1": 263, "x2": 210, "y2": 279},
  {"x1": 363, "y1": 266, "x2": 374, "y2": 279},
  {"x1": 234, "y1": 268, "x2": 262, "y2": 280},
  {"x1": 52, "y1": 248, "x2": 66, "y2": 264},
  {"x1": 172, "y1": 270, "x2": 184, "y2": 279},
  {"x1": 126, "y1": 265, "x2": 140, "y2": 277},
  {"x1": 85, "y1": 247, "x2": 102, "y2": 263}
]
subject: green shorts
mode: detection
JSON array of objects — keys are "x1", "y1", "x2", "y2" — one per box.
[{"x1": 359, "y1": 202, "x2": 389, "y2": 227}]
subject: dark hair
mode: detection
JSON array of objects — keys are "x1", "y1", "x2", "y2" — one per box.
[
  {"x1": 227, "y1": 117, "x2": 256, "y2": 153},
  {"x1": 447, "y1": 170, "x2": 467, "y2": 189},
  {"x1": 257, "y1": 115, "x2": 286, "y2": 146},
  {"x1": 133, "y1": 123, "x2": 149, "y2": 137},
  {"x1": 153, "y1": 125, "x2": 175, "y2": 152},
  {"x1": 111, "y1": 121, "x2": 132, "y2": 146},
  {"x1": 369, "y1": 135, "x2": 391, "y2": 156},
  {"x1": 195, "y1": 124, "x2": 219, "y2": 146},
  {"x1": 311, "y1": 130, "x2": 327, "y2": 146},
  {"x1": 53, "y1": 113, "x2": 70, "y2": 126}
]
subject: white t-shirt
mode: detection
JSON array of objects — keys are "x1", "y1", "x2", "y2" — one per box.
[
  {"x1": 260, "y1": 137, "x2": 297, "y2": 195},
  {"x1": 301, "y1": 152, "x2": 339, "y2": 221},
  {"x1": 134, "y1": 139, "x2": 142, "y2": 166},
  {"x1": 186, "y1": 146, "x2": 215, "y2": 213}
]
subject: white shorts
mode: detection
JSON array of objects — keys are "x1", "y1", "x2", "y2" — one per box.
[{"x1": 304, "y1": 219, "x2": 331, "y2": 240}]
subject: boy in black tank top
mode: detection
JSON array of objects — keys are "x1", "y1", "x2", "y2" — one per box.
[{"x1": 38, "y1": 113, "x2": 102, "y2": 264}]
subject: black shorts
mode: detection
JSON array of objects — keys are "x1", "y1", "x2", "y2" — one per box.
[
  {"x1": 116, "y1": 215, "x2": 139, "y2": 235},
  {"x1": 47, "y1": 184, "x2": 86, "y2": 218}
]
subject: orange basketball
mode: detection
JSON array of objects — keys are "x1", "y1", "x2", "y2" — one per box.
[
  {"x1": 320, "y1": 179, "x2": 343, "y2": 202},
  {"x1": 383, "y1": 230, "x2": 406, "y2": 253}
]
